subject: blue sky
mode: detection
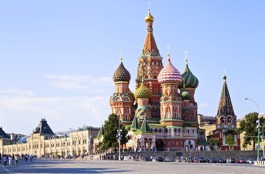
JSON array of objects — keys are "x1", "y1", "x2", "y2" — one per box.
[{"x1": 0, "y1": 0, "x2": 264, "y2": 135}]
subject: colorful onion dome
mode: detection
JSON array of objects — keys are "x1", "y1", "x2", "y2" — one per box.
[
  {"x1": 113, "y1": 59, "x2": 131, "y2": 82},
  {"x1": 179, "y1": 60, "x2": 199, "y2": 88},
  {"x1": 145, "y1": 9, "x2": 154, "y2": 23},
  {"x1": 181, "y1": 90, "x2": 191, "y2": 100},
  {"x1": 158, "y1": 56, "x2": 182, "y2": 84},
  {"x1": 134, "y1": 81, "x2": 152, "y2": 99}
]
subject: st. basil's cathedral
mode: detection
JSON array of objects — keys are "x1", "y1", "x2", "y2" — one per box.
[
  {"x1": 110, "y1": 9, "x2": 201, "y2": 151},
  {"x1": 109, "y1": 8, "x2": 240, "y2": 151}
]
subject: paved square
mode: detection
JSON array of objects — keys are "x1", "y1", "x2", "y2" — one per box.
[{"x1": 1, "y1": 159, "x2": 265, "y2": 174}]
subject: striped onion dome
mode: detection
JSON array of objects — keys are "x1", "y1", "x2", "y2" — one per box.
[
  {"x1": 113, "y1": 61, "x2": 131, "y2": 82},
  {"x1": 134, "y1": 81, "x2": 152, "y2": 99},
  {"x1": 179, "y1": 62, "x2": 199, "y2": 88},
  {"x1": 158, "y1": 57, "x2": 182, "y2": 84}
]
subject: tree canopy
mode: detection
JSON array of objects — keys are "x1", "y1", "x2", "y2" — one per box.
[
  {"x1": 100, "y1": 113, "x2": 128, "y2": 151},
  {"x1": 208, "y1": 138, "x2": 220, "y2": 147},
  {"x1": 225, "y1": 134, "x2": 235, "y2": 150},
  {"x1": 237, "y1": 112, "x2": 264, "y2": 150}
]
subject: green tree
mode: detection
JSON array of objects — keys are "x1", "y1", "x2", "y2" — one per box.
[
  {"x1": 225, "y1": 134, "x2": 235, "y2": 150},
  {"x1": 208, "y1": 138, "x2": 220, "y2": 150},
  {"x1": 101, "y1": 114, "x2": 128, "y2": 151},
  {"x1": 237, "y1": 112, "x2": 264, "y2": 150}
]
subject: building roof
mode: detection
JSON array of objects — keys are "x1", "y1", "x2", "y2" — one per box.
[
  {"x1": 179, "y1": 59, "x2": 199, "y2": 89},
  {"x1": 142, "y1": 9, "x2": 160, "y2": 57},
  {"x1": 216, "y1": 75, "x2": 235, "y2": 117},
  {"x1": 140, "y1": 118, "x2": 151, "y2": 133},
  {"x1": 0, "y1": 127, "x2": 9, "y2": 139},
  {"x1": 113, "y1": 60, "x2": 131, "y2": 82},
  {"x1": 131, "y1": 116, "x2": 139, "y2": 130},
  {"x1": 33, "y1": 118, "x2": 55, "y2": 135},
  {"x1": 158, "y1": 56, "x2": 182, "y2": 84},
  {"x1": 134, "y1": 80, "x2": 152, "y2": 99}
]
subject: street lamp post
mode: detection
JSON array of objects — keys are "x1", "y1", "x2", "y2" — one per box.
[
  {"x1": 262, "y1": 123, "x2": 265, "y2": 158},
  {"x1": 117, "y1": 117, "x2": 122, "y2": 161},
  {"x1": 245, "y1": 98, "x2": 260, "y2": 161},
  {"x1": 256, "y1": 120, "x2": 261, "y2": 161}
]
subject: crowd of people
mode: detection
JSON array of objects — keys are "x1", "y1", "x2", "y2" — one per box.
[{"x1": 0, "y1": 153, "x2": 34, "y2": 166}]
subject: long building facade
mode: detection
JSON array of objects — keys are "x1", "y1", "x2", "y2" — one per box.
[{"x1": 0, "y1": 119, "x2": 99, "y2": 158}]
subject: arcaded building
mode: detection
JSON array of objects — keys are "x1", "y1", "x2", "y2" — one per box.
[{"x1": 0, "y1": 119, "x2": 99, "y2": 157}]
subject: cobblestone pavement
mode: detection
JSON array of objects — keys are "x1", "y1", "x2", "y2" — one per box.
[{"x1": 0, "y1": 159, "x2": 265, "y2": 174}]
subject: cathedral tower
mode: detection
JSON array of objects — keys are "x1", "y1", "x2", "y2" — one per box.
[
  {"x1": 179, "y1": 54, "x2": 199, "y2": 125},
  {"x1": 136, "y1": 9, "x2": 163, "y2": 119},
  {"x1": 213, "y1": 74, "x2": 240, "y2": 150},
  {"x1": 158, "y1": 54, "x2": 183, "y2": 126},
  {"x1": 216, "y1": 75, "x2": 237, "y2": 129},
  {"x1": 110, "y1": 58, "x2": 134, "y2": 124}
]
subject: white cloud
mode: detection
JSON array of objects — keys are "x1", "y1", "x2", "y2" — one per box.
[
  {"x1": 0, "y1": 89, "x2": 35, "y2": 97},
  {"x1": 0, "y1": 94, "x2": 110, "y2": 135},
  {"x1": 44, "y1": 74, "x2": 114, "y2": 92}
]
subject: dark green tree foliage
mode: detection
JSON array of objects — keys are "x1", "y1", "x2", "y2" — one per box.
[
  {"x1": 208, "y1": 138, "x2": 220, "y2": 147},
  {"x1": 225, "y1": 134, "x2": 235, "y2": 150},
  {"x1": 101, "y1": 114, "x2": 128, "y2": 151},
  {"x1": 237, "y1": 112, "x2": 264, "y2": 150}
]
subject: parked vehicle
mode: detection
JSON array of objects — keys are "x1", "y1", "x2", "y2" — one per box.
[
  {"x1": 247, "y1": 158, "x2": 254, "y2": 164},
  {"x1": 164, "y1": 157, "x2": 172, "y2": 162},
  {"x1": 208, "y1": 157, "x2": 217, "y2": 163},
  {"x1": 237, "y1": 158, "x2": 246, "y2": 163},
  {"x1": 230, "y1": 158, "x2": 236, "y2": 163},
  {"x1": 198, "y1": 156, "x2": 206, "y2": 163},
  {"x1": 218, "y1": 158, "x2": 226, "y2": 163},
  {"x1": 155, "y1": 156, "x2": 164, "y2": 162}
]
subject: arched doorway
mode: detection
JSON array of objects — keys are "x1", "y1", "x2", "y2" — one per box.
[{"x1": 156, "y1": 139, "x2": 164, "y2": 151}]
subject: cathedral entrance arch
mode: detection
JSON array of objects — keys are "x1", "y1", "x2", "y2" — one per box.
[{"x1": 155, "y1": 139, "x2": 164, "y2": 151}]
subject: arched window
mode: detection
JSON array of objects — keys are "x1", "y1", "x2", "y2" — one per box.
[
  {"x1": 154, "y1": 88, "x2": 158, "y2": 94},
  {"x1": 221, "y1": 117, "x2": 224, "y2": 123},
  {"x1": 228, "y1": 117, "x2": 231, "y2": 123}
]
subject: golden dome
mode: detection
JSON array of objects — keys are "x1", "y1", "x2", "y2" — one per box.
[{"x1": 145, "y1": 9, "x2": 154, "y2": 23}]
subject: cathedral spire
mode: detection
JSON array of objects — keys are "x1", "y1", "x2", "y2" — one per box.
[
  {"x1": 142, "y1": 8, "x2": 160, "y2": 56},
  {"x1": 217, "y1": 74, "x2": 235, "y2": 116}
]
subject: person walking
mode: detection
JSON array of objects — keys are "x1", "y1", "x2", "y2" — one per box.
[
  {"x1": 14, "y1": 155, "x2": 18, "y2": 166},
  {"x1": 8, "y1": 155, "x2": 13, "y2": 165},
  {"x1": 3, "y1": 155, "x2": 8, "y2": 166},
  {"x1": 30, "y1": 154, "x2": 33, "y2": 162},
  {"x1": 25, "y1": 154, "x2": 28, "y2": 162}
]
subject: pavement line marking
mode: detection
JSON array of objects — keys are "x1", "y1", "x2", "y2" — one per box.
[
  {"x1": 0, "y1": 165, "x2": 12, "y2": 173},
  {"x1": 95, "y1": 169, "x2": 104, "y2": 173}
]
